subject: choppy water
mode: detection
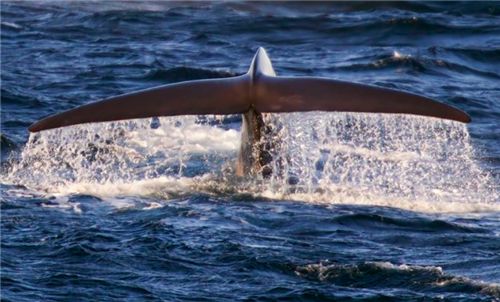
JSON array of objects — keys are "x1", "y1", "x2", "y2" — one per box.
[{"x1": 1, "y1": 1, "x2": 499, "y2": 301}]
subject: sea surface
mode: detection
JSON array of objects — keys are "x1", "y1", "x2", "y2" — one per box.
[{"x1": 1, "y1": 1, "x2": 499, "y2": 301}]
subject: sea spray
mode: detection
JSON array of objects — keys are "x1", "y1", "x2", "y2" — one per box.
[
  {"x1": 4, "y1": 116, "x2": 238, "y2": 185},
  {"x1": 3, "y1": 112, "x2": 498, "y2": 212},
  {"x1": 259, "y1": 113, "x2": 498, "y2": 209}
]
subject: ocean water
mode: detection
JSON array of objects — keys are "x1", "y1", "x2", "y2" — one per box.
[{"x1": 1, "y1": 1, "x2": 499, "y2": 301}]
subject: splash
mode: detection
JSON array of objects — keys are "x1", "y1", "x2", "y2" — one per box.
[
  {"x1": 2, "y1": 113, "x2": 498, "y2": 213},
  {"x1": 258, "y1": 112, "x2": 499, "y2": 212}
]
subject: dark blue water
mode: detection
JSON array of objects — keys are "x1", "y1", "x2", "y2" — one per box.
[{"x1": 1, "y1": 2, "x2": 499, "y2": 301}]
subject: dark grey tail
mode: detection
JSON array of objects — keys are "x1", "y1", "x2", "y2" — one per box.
[{"x1": 29, "y1": 47, "x2": 470, "y2": 133}]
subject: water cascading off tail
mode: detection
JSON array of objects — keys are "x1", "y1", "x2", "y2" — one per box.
[{"x1": 3, "y1": 113, "x2": 498, "y2": 213}]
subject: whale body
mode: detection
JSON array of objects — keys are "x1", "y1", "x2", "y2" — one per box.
[{"x1": 29, "y1": 47, "x2": 470, "y2": 176}]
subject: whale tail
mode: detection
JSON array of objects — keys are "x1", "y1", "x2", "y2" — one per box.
[{"x1": 29, "y1": 47, "x2": 470, "y2": 133}]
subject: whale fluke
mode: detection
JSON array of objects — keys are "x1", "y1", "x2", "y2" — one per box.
[
  {"x1": 28, "y1": 76, "x2": 251, "y2": 132},
  {"x1": 29, "y1": 47, "x2": 470, "y2": 133},
  {"x1": 29, "y1": 47, "x2": 472, "y2": 176},
  {"x1": 254, "y1": 76, "x2": 470, "y2": 123}
]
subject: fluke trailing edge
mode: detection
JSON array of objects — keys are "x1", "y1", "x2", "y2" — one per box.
[{"x1": 29, "y1": 47, "x2": 471, "y2": 175}]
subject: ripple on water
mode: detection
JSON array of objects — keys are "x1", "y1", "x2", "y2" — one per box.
[{"x1": 1, "y1": 1, "x2": 499, "y2": 301}]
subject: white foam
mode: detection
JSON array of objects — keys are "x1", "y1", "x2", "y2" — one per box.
[
  {"x1": 392, "y1": 50, "x2": 411, "y2": 60},
  {"x1": 41, "y1": 196, "x2": 82, "y2": 214},
  {"x1": 49, "y1": 174, "x2": 212, "y2": 199},
  {"x1": 261, "y1": 191, "x2": 500, "y2": 214},
  {"x1": 368, "y1": 261, "x2": 444, "y2": 274},
  {"x1": 296, "y1": 260, "x2": 500, "y2": 296},
  {"x1": 297, "y1": 261, "x2": 444, "y2": 278},
  {"x1": 1, "y1": 22, "x2": 22, "y2": 29},
  {"x1": 2, "y1": 113, "x2": 498, "y2": 214}
]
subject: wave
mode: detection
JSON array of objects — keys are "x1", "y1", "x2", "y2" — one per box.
[
  {"x1": 331, "y1": 213, "x2": 486, "y2": 233},
  {"x1": 1, "y1": 21, "x2": 23, "y2": 30},
  {"x1": 5, "y1": 2, "x2": 498, "y2": 41},
  {"x1": 1, "y1": 134, "x2": 18, "y2": 162},
  {"x1": 142, "y1": 67, "x2": 237, "y2": 82},
  {"x1": 295, "y1": 261, "x2": 500, "y2": 298},
  {"x1": 6, "y1": 1, "x2": 499, "y2": 16},
  {"x1": 1, "y1": 88, "x2": 44, "y2": 107},
  {"x1": 443, "y1": 47, "x2": 500, "y2": 64},
  {"x1": 336, "y1": 51, "x2": 500, "y2": 79}
]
